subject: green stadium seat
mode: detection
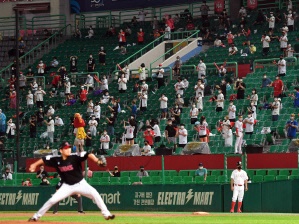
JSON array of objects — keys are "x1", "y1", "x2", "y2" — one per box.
[
  {"x1": 149, "y1": 171, "x2": 160, "y2": 176},
  {"x1": 289, "y1": 175, "x2": 299, "y2": 180},
  {"x1": 129, "y1": 171, "x2": 138, "y2": 177},
  {"x1": 92, "y1": 172, "x2": 103, "y2": 178},
  {"x1": 247, "y1": 170, "x2": 255, "y2": 178},
  {"x1": 264, "y1": 175, "x2": 275, "y2": 182},
  {"x1": 267, "y1": 170, "x2": 278, "y2": 176},
  {"x1": 152, "y1": 176, "x2": 162, "y2": 184},
  {"x1": 206, "y1": 176, "x2": 217, "y2": 183},
  {"x1": 163, "y1": 176, "x2": 173, "y2": 184},
  {"x1": 119, "y1": 177, "x2": 130, "y2": 185},
  {"x1": 130, "y1": 176, "x2": 141, "y2": 184},
  {"x1": 217, "y1": 175, "x2": 227, "y2": 183},
  {"x1": 291, "y1": 170, "x2": 298, "y2": 176},
  {"x1": 279, "y1": 170, "x2": 290, "y2": 176},
  {"x1": 99, "y1": 177, "x2": 110, "y2": 185},
  {"x1": 253, "y1": 175, "x2": 263, "y2": 182},
  {"x1": 142, "y1": 176, "x2": 152, "y2": 185},
  {"x1": 120, "y1": 171, "x2": 130, "y2": 177},
  {"x1": 211, "y1": 170, "x2": 222, "y2": 176},
  {"x1": 165, "y1": 170, "x2": 178, "y2": 177},
  {"x1": 110, "y1": 177, "x2": 120, "y2": 185},
  {"x1": 183, "y1": 176, "x2": 194, "y2": 184},
  {"x1": 179, "y1": 170, "x2": 189, "y2": 176},
  {"x1": 255, "y1": 170, "x2": 267, "y2": 176},
  {"x1": 173, "y1": 176, "x2": 184, "y2": 184},
  {"x1": 276, "y1": 175, "x2": 288, "y2": 181},
  {"x1": 102, "y1": 172, "x2": 111, "y2": 177}
]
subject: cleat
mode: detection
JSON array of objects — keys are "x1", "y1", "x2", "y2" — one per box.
[
  {"x1": 230, "y1": 209, "x2": 234, "y2": 213},
  {"x1": 78, "y1": 211, "x2": 85, "y2": 214},
  {"x1": 237, "y1": 209, "x2": 242, "y2": 213},
  {"x1": 53, "y1": 211, "x2": 58, "y2": 214},
  {"x1": 28, "y1": 217, "x2": 37, "y2": 222},
  {"x1": 104, "y1": 214, "x2": 115, "y2": 220}
]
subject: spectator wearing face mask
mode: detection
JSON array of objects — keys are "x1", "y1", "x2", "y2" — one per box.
[
  {"x1": 2, "y1": 167, "x2": 12, "y2": 180},
  {"x1": 269, "y1": 75, "x2": 284, "y2": 97},
  {"x1": 54, "y1": 115, "x2": 64, "y2": 126},
  {"x1": 6, "y1": 119, "x2": 16, "y2": 139},
  {"x1": 86, "y1": 54, "x2": 95, "y2": 72},
  {"x1": 266, "y1": 12, "x2": 275, "y2": 31},
  {"x1": 47, "y1": 105, "x2": 55, "y2": 117},
  {"x1": 109, "y1": 166, "x2": 120, "y2": 177},
  {"x1": 271, "y1": 97, "x2": 281, "y2": 121},
  {"x1": 261, "y1": 74, "x2": 272, "y2": 88},
  {"x1": 44, "y1": 116, "x2": 54, "y2": 143},
  {"x1": 118, "y1": 74, "x2": 127, "y2": 93},
  {"x1": 216, "y1": 89, "x2": 224, "y2": 112},
  {"x1": 157, "y1": 64, "x2": 165, "y2": 89},
  {"x1": 29, "y1": 115, "x2": 37, "y2": 138},
  {"x1": 100, "y1": 130, "x2": 110, "y2": 155},
  {"x1": 79, "y1": 86, "x2": 88, "y2": 105},
  {"x1": 174, "y1": 77, "x2": 185, "y2": 96},
  {"x1": 159, "y1": 94, "x2": 168, "y2": 120},
  {"x1": 69, "y1": 56, "x2": 78, "y2": 73},
  {"x1": 136, "y1": 166, "x2": 149, "y2": 179},
  {"x1": 285, "y1": 10, "x2": 294, "y2": 31},
  {"x1": 141, "y1": 141, "x2": 152, "y2": 156},
  {"x1": 171, "y1": 104, "x2": 181, "y2": 124},
  {"x1": 36, "y1": 108, "x2": 45, "y2": 126},
  {"x1": 248, "y1": 88, "x2": 258, "y2": 107},
  {"x1": 261, "y1": 33, "x2": 271, "y2": 56},
  {"x1": 236, "y1": 78, "x2": 246, "y2": 99},
  {"x1": 275, "y1": 55, "x2": 287, "y2": 77},
  {"x1": 194, "y1": 79, "x2": 204, "y2": 99},
  {"x1": 286, "y1": 114, "x2": 298, "y2": 140},
  {"x1": 195, "y1": 162, "x2": 207, "y2": 181},
  {"x1": 36, "y1": 165, "x2": 49, "y2": 179},
  {"x1": 190, "y1": 103, "x2": 199, "y2": 124},
  {"x1": 222, "y1": 116, "x2": 233, "y2": 147},
  {"x1": 177, "y1": 124, "x2": 188, "y2": 148},
  {"x1": 143, "y1": 126, "x2": 155, "y2": 147},
  {"x1": 243, "y1": 112, "x2": 254, "y2": 137},
  {"x1": 228, "y1": 101, "x2": 236, "y2": 122},
  {"x1": 34, "y1": 86, "x2": 46, "y2": 108},
  {"x1": 88, "y1": 115, "x2": 98, "y2": 137},
  {"x1": 235, "y1": 115, "x2": 244, "y2": 154},
  {"x1": 197, "y1": 59, "x2": 206, "y2": 79},
  {"x1": 98, "y1": 46, "x2": 106, "y2": 65},
  {"x1": 175, "y1": 94, "x2": 184, "y2": 112},
  {"x1": 37, "y1": 60, "x2": 46, "y2": 76},
  {"x1": 165, "y1": 118, "x2": 178, "y2": 145},
  {"x1": 85, "y1": 74, "x2": 94, "y2": 92},
  {"x1": 196, "y1": 92, "x2": 203, "y2": 112},
  {"x1": 85, "y1": 26, "x2": 94, "y2": 38},
  {"x1": 102, "y1": 91, "x2": 110, "y2": 104},
  {"x1": 172, "y1": 56, "x2": 182, "y2": 76}
]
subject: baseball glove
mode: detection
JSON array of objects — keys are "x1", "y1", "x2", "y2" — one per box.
[{"x1": 97, "y1": 155, "x2": 107, "y2": 167}]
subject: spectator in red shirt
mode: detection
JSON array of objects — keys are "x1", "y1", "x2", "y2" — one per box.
[
  {"x1": 51, "y1": 74, "x2": 60, "y2": 88},
  {"x1": 227, "y1": 31, "x2": 234, "y2": 46},
  {"x1": 79, "y1": 86, "x2": 88, "y2": 105},
  {"x1": 166, "y1": 15, "x2": 175, "y2": 32},
  {"x1": 143, "y1": 126, "x2": 155, "y2": 146},
  {"x1": 118, "y1": 29, "x2": 126, "y2": 48},
  {"x1": 269, "y1": 75, "x2": 284, "y2": 97},
  {"x1": 137, "y1": 28, "x2": 145, "y2": 44}
]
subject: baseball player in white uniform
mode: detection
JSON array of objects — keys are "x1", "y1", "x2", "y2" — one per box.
[
  {"x1": 234, "y1": 115, "x2": 244, "y2": 154},
  {"x1": 230, "y1": 161, "x2": 248, "y2": 213},
  {"x1": 28, "y1": 142, "x2": 115, "y2": 221}
]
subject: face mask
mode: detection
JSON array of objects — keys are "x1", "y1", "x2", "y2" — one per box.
[
  {"x1": 239, "y1": 80, "x2": 243, "y2": 82},
  {"x1": 248, "y1": 115, "x2": 251, "y2": 118},
  {"x1": 168, "y1": 123, "x2": 172, "y2": 126},
  {"x1": 103, "y1": 132, "x2": 107, "y2": 135},
  {"x1": 263, "y1": 76, "x2": 266, "y2": 79},
  {"x1": 237, "y1": 166, "x2": 242, "y2": 170},
  {"x1": 142, "y1": 82, "x2": 145, "y2": 84},
  {"x1": 180, "y1": 126, "x2": 184, "y2": 129},
  {"x1": 111, "y1": 114, "x2": 114, "y2": 117},
  {"x1": 276, "y1": 77, "x2": 279, "y2": 80},
  {"x1": 280, "y1": 58, "x2": 283, "y2": 60},
  {"x1": 239, "y1": 118, "x2": 242, "y2": 121},
  {"x1": 218, "y1": 91, "x2": 221, "y2": 94},
  {"x1": 192, "y1": 105, "x2": 195, "y2": 108},
  {"x1": 252, "y1": 91, "x2": 255, "y2": 94},
  {"x1": 38, "y1": 88, "x2": 41, "y2": 90},
  {"x1": 140, "y1": 169, "x2": 144, "y2": 171},
  {"x1": 147, "y1": 128, "x2": 151, "y2": 131},
  {"x1": 92, "y1": 117, "x2": 95, "y2": 120},
  {"x1": 199, "y1": 166, "x2": 203, "y2": 170},
  {"x1": 90, "y1": 56, "x2": 92, "y2": 58},
  {"x1": 114, "y1": 168, "x2": 118, "y2": 170},
  {"x1": 175, "y1": 106, "x2": 178, "y2": 108},
  {"x1": 28, "y1": 69, "x2": 32, "y2": 72},
  {"x1": 290, "y1": 117, "x2": 294, "y2": 120},
  {"x1": 230, "y1": 103, "x2": 233, "y2": 106},
  {"x1": 178, "y1": 95, "x2": 181, "y2": 98},
  {"x1": 49, "y1": 106, "x2": 52, "y2": 109}
]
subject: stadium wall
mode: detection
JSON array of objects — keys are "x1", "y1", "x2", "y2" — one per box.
[{"x1": 0, "y1": 180, "x2": 298, "y2": 212}]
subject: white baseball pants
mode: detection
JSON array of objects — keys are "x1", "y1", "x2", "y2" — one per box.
[
  {"x1": 232, "y1": 185, "x2": 244, "y2": 202},
  {"x1": 32, "y1": 179, "x2": 112, "y2": 219},
  {"x1": 234, "y1": 132, "x2": 243, "y2": 153}
]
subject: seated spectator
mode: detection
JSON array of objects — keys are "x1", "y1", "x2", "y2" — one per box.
[
  {"x1": 74, "y1": 28, "x2": 82, "y2": 38},
  {"x1": 214, "y1": 38, "x2": 224, "y2": 47},
  {"x1": 22, "y1": 178, "x2": 32, "y2": 186},
  {"x1": 2, "y1": 167, "x2": 12, "y2": 180},
  {"x1": 141, "y1": 141, "x2": 152, "y2": 156},
  {"x1": 47, "y1": 57, "x2": 59, "y2": 71},
  {"x1": 84, "y1": 74, "x2": 94, "y2": 92},
  {"x1": 109, "y1": 166, "x2": 120, "y2": 177},
  {"x1": 229, "y1": 44, "x2": 238, "y2": 56},
  {"x1": 105, "y1": 26, "x2": 116, "y2": 37},
  {"x1": 40, "y1": 176, "x2": 50, "y2": 186},
  {"x1": 36, "y1": 165, "x2": 49, "y2": 179},
  {"x1": 54, "y1": 115, "x2": 64, "y2": 126},
  {"x1": 249, "y1": 43, "x2": 256, "y2": 54},
  {"x1": 253, "y1": 10, "x2": 265, "y2": 25},
  {"x1": 136, "y1": 166, "x2": 149, "y2": 178},
  {"x1": 85, "y1": 26, "x2": 94, "y2": 38},
  {"x1": 195, "y1": 163, "x2": 207, "y2": 181}
]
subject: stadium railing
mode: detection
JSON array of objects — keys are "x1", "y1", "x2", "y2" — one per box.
[{"x1": 253, "y1": 57, "x2": 298, "y2": 73}]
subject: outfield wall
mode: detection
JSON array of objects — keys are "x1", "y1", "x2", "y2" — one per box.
[{"x1": 0, "y1": 180, "x2": 298, "y2": 212}]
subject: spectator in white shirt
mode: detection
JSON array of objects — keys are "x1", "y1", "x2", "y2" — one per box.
[
  {"x1": 93, "y1": 102, "x2": 101, "y2": 123},
  {"x1": 183, "y1": 78, "x2": 189, "y2": 89},
  {"x1": 88, "y1": 115, "x2": 98, "y2": 137},
  {"x1": 139, "y1": 92, "x2": 148, "y2": 112},
  {"x1": 194, "y1": 116, "x2": 208, "y2": 142},
  {"x1": 276, "y1": 55, "x2": 286, "y2": 77},
  {"x1": 124, "y1": 120, "x2": 135, "y2": 145},
  {"x1": 164, "y1": 24, "x2": 171, "y2": 40},
  {"x1": 64, "y1": 78, "x2": 71, "y2": 97},
  {"x1": 271, "y1": 97, "x2": 280, "y2": 121},
  {"x1": 2, "y1": 167, "x2": 12, "y2": 180},
  {"x1": 85, "y1": 74, "x2": 94, "y2": 92},
  {"x1": 101, "y1": 75, "x2": 109, "y2": 91},
  {"x1": 152, "y1": 120, "x2": 161, "y2": 143},
  {"x1": 222, "y1": 115, "x2": 233, "y2": 147},
  {"x1": 87, "y1": 99, "x2": 94, "y2": 116},
  {"x1": 216, "y1": 89, "x2": 224, "y2": 112},
  {"x1": 194, "y1": 79, "x2": 204, "y2": 98},
  {"x1": 34, "y1": 86, "x2": 46, "y2": 108},
  {"x1": 285, "y1": 10, "x2": 294, "y2": 31},
  {"x1": 85, "y1": 26, "x2": 94, "y2": 38},
  {"x1": 122, "y1": 64, "x2": 130, "y2": 80},
  {"x1": 6, "y1": 119, "x2": 16, "y2": 139},
  {"x1": 190, "y1": 104, "x2": 199, "y2": 124},
  {"x1": 196, "y1": 92, "x2": 203, "y2": 112},
  {"x1": 47, "y1": 105, "x2": 55, "y2": 117},
  {"x1": 44, "y1": 116, "x2": 54, "y2": 143},
  {"x1": 214, "y1": 38, "x2": 223, "y2": 47},
  {"x1": 174, "y1": 77, "x2": 185, "y2": 96},
  {"x1": 243, "y1": 112, "x2": 254, "y2": 136},
  {"x1": 229, "y1": 44, "x2": 238, "y2": 56},
  {"x1": 26, "y1": 90, "x2": 34, "y2": 109},
  {"x1": 266, "y1": 12, "x2": 275, "y2": 31},
  {"x1": 178, "y1": 124, "x2": 188, "y2": 148},
  {"x1": 239, "y1": 6, "x2": 247, "y2": 17},
  {"x1": 54, "y1": 115, "x2": 64, "y2": 126},
  {"x1": 157, "y1": 64, "x2": 165, "y2": 89},
  {"x1": 100, "y1": 130, "x2": 110, "y2": 154},
  {"x1": 140, "y1": 80, "x2": 148, "y2": 93},
  {"x1": 101, "y1": 92, "x2": 110, "y2": 104},
  {"x1": 235, "y1": 115, "x2": 244, "y2": 154},
  {"x1": 197, "y1": 59, "x2": 206, "y2": 79},
  {"x1": 118, "y1": 73, "x2": 127, "y2": 93},
  {"x1": 141, "y1": 141, "x2": 152, "y2": 156},
  {"x1": 285, "y1": 44, "x2": 294, "y2": 57},
  {"x1": 279, "y1": 31, "x2": 288, "y2": 51},
  {"x1": 31, "y1": 80, "x2": 38, "y2": 94},
  {"x1": 248, "y1": 88, "x2": 258, "y2": 106},
  {"x1": 248, "y1": 102, "x2": 257, "y2": 120},
  {"x1": 228, "y1": 100, "x2": 237, "y2": 122},
  {"x1": 159, "y1": 93, "x2": 168, "y2": 120},
  {"x1": 261, "y1": 34, "x2": 271, "y2": 56}
]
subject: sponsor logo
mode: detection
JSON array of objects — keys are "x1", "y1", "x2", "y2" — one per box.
[
  {"x1": 157, "y1": 189, "x2": 214, "y2": 206},
  {"x1": 0, "y1": 191, "x2": 39, "y2": 205},
  {"x1": 99, "y1": 192, "x2": 121, "y2": 204}
]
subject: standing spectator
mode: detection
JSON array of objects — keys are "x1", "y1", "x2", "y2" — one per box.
[
  {"x1": 183, "y1": 78, "x2": 189, "y2": 89},
  {"x1": 138, "y1": 63, "x2": 146, "y2": 82},
  {"x1": 279, "y1": 31, "x2": 288, "y2": 52},
  {"x1": 159, "y1": 94, "x2": 168, "y2": 119},
  {"x1": 261, "y1": 73, "x2": 272, "y2": 88},
  {"x1": 125, "y1": 26, "x2": 132, "y2": 36},
  {"x1": 220, "y1": 79, "x2": 227, "y2": 99},
  {"x1": 98, "y1": 47, "x2": 106, "y2": 66},
  {"x1": 137, "y1": 28, "x2": 145, "y2": 44},
  {"x1": 190, "y1": 103, "x2": 199, "y2": 124},
  {"x1": 227, "y1": 31, "x2": 234, "y2": 46},
  {"x1": 44, "y1": 116, "x2": 54, "y2": 143},
  {"x1": 64, "y1": 77, "x2": 71, "y2": 97},
  {"x1": 124, "y1": 120, "x2": 135, "y2": 145},
  {"x1": 34, "y1": 86, "x2": 46, "y2": 108},
  {"x1": 197, "y1": 59, "x2": 206, "y2": 79},
  {"x1": 29, "y1": 115, "x2": 37, "y2": 138},
  {"x1": 108, "y1": 99, "x2": 119, "y2": 118},
  {"x1": 172, "y1": 56, "x2": 182, "y2": 76},
  {"x1": 216, "y1": 89, "x2": 224, "y2": 112},
  {"x1": 174, "y1": 77, "x2": 185, "y2": 96},
  {"x1": 194, "y1": 116, "x2": 208, "y2": 142},
  {"x1": 229, "y1": 44, "x2": 238, "y2": 56},
  {"x1": 195, "y1": 163, "x2": 207, "y2": 181},
  {"x1": 138, "y1": 92, "x2": 148, "y2": 112},
  {"x1": 164, "y1": 24, "x2": 171, "y2": 40},
  {"x1": 36, "y1": 108, "x2": 45, "y2": 126},
  {"x1": 47, "y1": 57, "x2": 59, "y2": 71},
  {"x1": 285, "y1": 10, "x2": 294, "y2": 31},
  {"x1": 289, "y1": 87, "x2": 299, "y2": 108},
  {"x1": 118, "y1": 74, "x2": 127, "y2": 93},
  {"x1": 286, "y1": 114, "x2": 298, "y2": 140},
  {"x1": 87, "y1": 99, "x2": 94, "y2": 116},
  {"x1": 271, "y1": 97, "x2": 281, "y2": 121},
  {"x1": 152, "y1": 120, "x2": 161, "y2": 143},
  {"x1": 85, "y1": 26, "x2": 94, "y2": 38},
  {"x1": 101, "y1": 91, "x2": 110, "y2": 104},
  {"x1": 69, "y1": 56, "x2": 78, "y2": 73},
  {"x1": 157, "y1": 64, "x2": 165, "y2": 89},
  {"x1": 37, "y1": 61, "x2": 46, "y2": 76},
  {"x1": 175, "y1": 94, "x2": 184, "y2": 112},
  {"x1": 228, "y1": 101, "x2": 236, "y2": 122},
  {"x1": 269, "y1": 75, "x2": 284, "y2": 97},
  {"x1": 0, "y1": 110, "x2": 6, "y2": 136},
  {"x1": 47, "y1": 105, "x2": 55, "y2": 117},
  {"x1": 214, "y1": 61, "x2": 227, "y2": 77},
  {"x1": 93, "y1": 101, "x2": 101, "y2": 124},
  {"x1": 106, "y1": 113, "x2": 115, "y2": 137},
  {"x1": 19, "y1": 72, "x2": 26, "y2": 90},
  {"x1": 100, "y1": 75, "x2": 109, "y2": 92},
  {"x1": 2, "y1": 167, "x2": 12, "y2": 180},
  {"x1": 275, "y1": 55, "x2": 287, "y2": 77},
  {"x1": 88, "y1": 115, "x2": 98, "y2": 137},
  {"x1": 143, "y1": 126, "x2": 155, "y2": 147},
  {"x1": 121, "y1": 64, "x2": 130, "y2": 81},
  {"x1": 200, "y1": 1, "x2": 209, "y2": 20},
  {"x1": 287, "y1": 0, "x2": 293, "y2": 11},
  {"x1": 86, "y1": 54, "x2": 95, "y2": 72},
  {"x1": 79, "y1": 86, "x2": 88, "y2": 105},
  {"x1": 99, "y1": 130, "x2": 110, "y2": 155},
  {"x1": 138, "y1": 10, "x2": 147, "y2": 24},
  {"x1": 6, "y1": 119, "x2": 16, "y2": 139},
  {"x1": 140, "y1": 80, "x2": 148, "y2": 94},
  {"x1": 196, "y1": 92, "x2": 203, "y2": 112},
  {"x1": 248, "y1": 102, "x2": 257, "y2": 120},
  {"x1": 178, "y1": 124, "x2": 188, "y2": 148},
  {"x1": 236, "y1": 78, "x2": 246, "y2": 99},
  {"x1": 238, "y1": 6, "x2": 247, "y2": 17},
  {"x1": 234, "y1": 115, "x2": 244, "y2": 154},
  {"x1": 249, "y1": 88, "x2": 258, "y2": 106},
  {"x1": 171, "y1": 104, "x2": 181, "y2": 124},
  {"x1": 36, "y1": 165, "x2": 49, "y2": 179},
  {"x1": 222, "y1": 116, "x2": 233, "y2": 146},
  {"x1": 261, "y1": 34, "x2": 271, "y2": 56},
  {"x1": 285, "y1": 44, "x2": 295, "y2": 57},
  {"x1": 9, "y1": 91, "x2": 16, "y2": 109},
  {"x1": 266, "y1": 12, "x2": 275, "y2": 31},
  {"x1": 165, "y1": 118, "x2": 178, "y2": 146},
  {"x1": 118, "y1": 29, "x2": 126, "y2": 48},
  {"x1": 243, "y1": 112, "x2": 254, "y2": 136}
]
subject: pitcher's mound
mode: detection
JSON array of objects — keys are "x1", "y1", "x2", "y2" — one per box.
[{"x1": 193, "y1": 211, "x2": 210, "y2": 215}]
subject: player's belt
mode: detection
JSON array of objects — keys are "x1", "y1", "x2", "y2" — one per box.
[{"x1": 235, "y1": 184, "x2": 243, "y2": 186}]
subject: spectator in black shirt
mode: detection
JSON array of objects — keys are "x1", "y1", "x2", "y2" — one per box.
[
  {"x1": 165, "y1": 118, "x2": 178, "y2": 145},
  {"x1": 70, "y1": 56, "x2": 78, "y2": 73},
  {"x1": 106, "y1": 113, "x2": 115, "y2": 137},
  {"x1": 220, "y1": 79, "x2": 227, "y2": 99},
  {"x1": 109, "y1": 166, "x2": 120, "y2": 177},
  {"x1": 36, "y1": 108, "x2": 45, "y2": 126},
  {"x1": 236, "y1": 78, "x2": 246, "y2": 99},
  {"x1": 29, "y1": 115, "x2": 37, "y2": 138},
  {"x1": 36, "y1": 165, "x2": 49, "y2": 179},
  {"x1": 86, "y1": 54, "x2": 95, "y2": 72}
]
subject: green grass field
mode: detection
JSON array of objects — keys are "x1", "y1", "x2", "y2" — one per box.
[{"x1": 1, "y1": 212, "x2": 299, "y2": 224}]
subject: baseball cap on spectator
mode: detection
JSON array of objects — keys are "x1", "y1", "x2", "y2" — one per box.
[{"x1": 199, "y1": 163, "x2": 203, "y2": 166}]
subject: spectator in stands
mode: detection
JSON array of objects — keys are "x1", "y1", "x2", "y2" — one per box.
[
  {"x1": 98, "y1": 47, "x2": 106, "y2": 66},
  {"x1": 275, "y1": 55, "x2": 287, "y2": 77},
  {"x1": 143, "y1": 126, "x2": 155, "y2": 147},
  {"x1": 200, "y1": 1, "x2": 209, "y2": 20},
  {"x1": 164, "y1": 24, "x2": 171, "y2": 40},
  {"x1": 281, "y1": 23, "x2": 289, "y2": 34},
  {"x1": 285, "y1": 44, "x2": 295, "y2": 57},
  {"x1": 88, "y1": 115, "x2": 98, "y2": 137},
  {"x1": 248, "y1": 102, "x2": 257, "y2": 120},
  {"x1": 279, "y1": 31, "x2": 288, "y2": 52},
  {"x1": 152, "y1": 120, "x2": 161, "y2": 143},
  {"x1": 287, "y1": 0, "x2": 293, "y2": 11},
  {"x1": 178, "y1": 124, "x2": 188, "y2": 148},
  {"x1": 47, "y1": 57, "x2": 59, "y2": 71},
  {"x1": 236, "y1": 78, "x2": 246, "y2": 99},
  {"x1": 286, "y1": 114, "x2": 298, "y2": 140},
  {"x1": 106, "y1": 26, "x2": 116, "y2": 36},
  {"x1": 289, "y1": 87, "x2": 299, "y2": 107},
  {"x1": 244, "y1": 112, "x2": 254, "y2": 136},
  {"x1": 74, "y1": 28, "x2": 82, "y2": 38},
  {"x1": 171, "y1": 104, "x2": 181, "y2": 124},
  {"x1": 36, "y1": 108, "x2": 45, "y2": 126},
  {"x1": 266, "y1": 12, "x2": 275, "y2": 31},
  {"x1": 226, "y1": 31, "x2": 234, "y2": 46},
  {"x1": 235, "y1": 115, "x2": 244, "y2": 154},
  {"x1": 215, "y1": 88, "x2": 224, "y2": 112},
  {"x1": 174, "y1": 77, "x2": 185, "y2": 96},
  {"x1": 269, "y1": 75, "x2": 284, "y2": 97},
  {"x1": 172, "y1": 56, "x2": 182, "y2": 76},
  {"x1": 222, "y1": 115, "x2": 233, "y2": 147},
  {"x1": 229, "y1": 43, "x2": 238, "y2": 56},
  {"x1": 156, "y1": 64, "x2": 165, "y2": 88},
  {"x1": 261, "y1": 33, "x2": 271, "y2": 56},
  {"x1": 86, "y1": 54, "x2": 95, "y2": 72},
  {"x1": 141, "y1": 141, "x2": 152, "y2": 156},
  {"x1": 19, "y1": 72, "x2": 26, "y2": 91},
  {"x1": 197, "y1": 59, "x2": 206, "y2": 79},
  {"x1": 36, "y1": 165, "x2": 49, "y2": 179},
  {"x1": 6, "y1": 119, "x2": 15, "y2": 139},
  {"x1": 64, "y1": 77, "x2": 71, "y2": 97},
  {"x1": 238, "y1": 6, "x2": 247, "y2": 17},
  {"x1": 124, "y1": 119, "x2": 135, "y2": 145},
  {"x1": 47, "y1": 105, "x2": 55, "y2": 117},
  {"x1": 34, "y1": 86, "x2": 46, "y2": 108},
  {"x1": 138, "y1": 63, "x2": 146, "y2": 82},
  {"x1": 271, "y1": 97, "x2": 281, "y2": 121},
  {"x1": 106, "y1": 113, "x2": 115, "y2": 137},
  {"x1": 228, "y1": 101, "x2": 236, "y2": 122},
  {"x1": 165, "y1": 118, "x2": 178, "y2": 145},
  {"x1": 194, "y1": 79, "x2": 204, "y2": 98},
  {"x1": 190, "y1": 103, "x2": 199, "y2": 124},
  {"x1": 196, "y1": 92, "x2": 203, "y2": 112},
  {"x1": 37, "y1": 60, "x2": 46, "y2": 76},
  {"x1": 261, "y1": 73, "x2": 272, "y2": 88},
  {"x1": 44, "y1": 116, "x2": 54, "y2": 143},
  {"x1": 58, "y1": 65, "x2": 67, "y2": 86},
  {"x1": 85, "y1": 26, "x2": 94, "y2": 39},
  {"x1": 118, "y1": 74, "x2": 127, "y2": 93},
  {"x1": 93, "y1": 101, "x2": 101, "y2": 124},
  {"x1": 195, "y1": 163, "x2": 207, "y2": 180},
  {"x1": 99, "y1": 130, "x2": 110, "y2": 155},
  {"x1": 131, "y1": 16, "x2": 138, "y2": 27},
  {"x1": 285, "y1": 10, "x2": 294, "y2": 31},
  {"x1": 159, "y1": 93, "x2": 168, "y2": 120},
  {"x1": 214, "y1": 37, "x2": 224, "y2": 47},
  {"x1": 101, "y1": 75, "x2": 109, "y2": 92},
  {"x1": 137, "y1": 166, "x2": 149, "y2": 179},
  {"x1": 248, "y1": 88, "x2": 258, "y2": 107},
  {"x1": 54, "y1": 115, "x2": 64, "y2": 126},
  {"x1": 253, "y1": 10, "x2": 265, "y2": 26},
  {"x1": 124, "y1": 26, "x2": 132, "y2": 37},
  {"x1": 175, "y1": 94, "x2": 184, "y2": 112},
  {"x1": 137, "y1": 28, "x2": 145, "y2": 44},
  {"x1": 87, "y1": 99, "x2": 94, "y2": 117},
  {"x1": 26, "y1": 66, "x2": 35, "y2": 80},
  {"x1": 194, "y1": 116, "x2": 208, "y2": 142},
  {"x1": 2, "y1": 167, "x2": 12, "y2": 180},
  {"x1": 214, "y1": 61, "x2": 227, "y2": 77},
  {"x1": 108, "y1": 99, "x2": 119, "y2": 118},
  {"x1": 174, "y1": 14, "x2": 180, "y2": 24},
  {"x1": 183, "y1": 78, "x2": 189, "y2": 89},
  {"x1": 138, "y1": 91, "x2": 148, "y2": 112},
  {"x1": 219, "y1": 79, "x2": 227, "y2": 99},
  {"x1": 138, "y1": 9, "x2": 147, "y2": 25},
  {"x1": 118, "y1": 29, "x2": 126, "y2": 48},
  {"x1": 9, "y1": 90, "x2": 16, "y2": 109},
  {"x1": 109, "y1": 166, "x2": 120, "y2": 177}
]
